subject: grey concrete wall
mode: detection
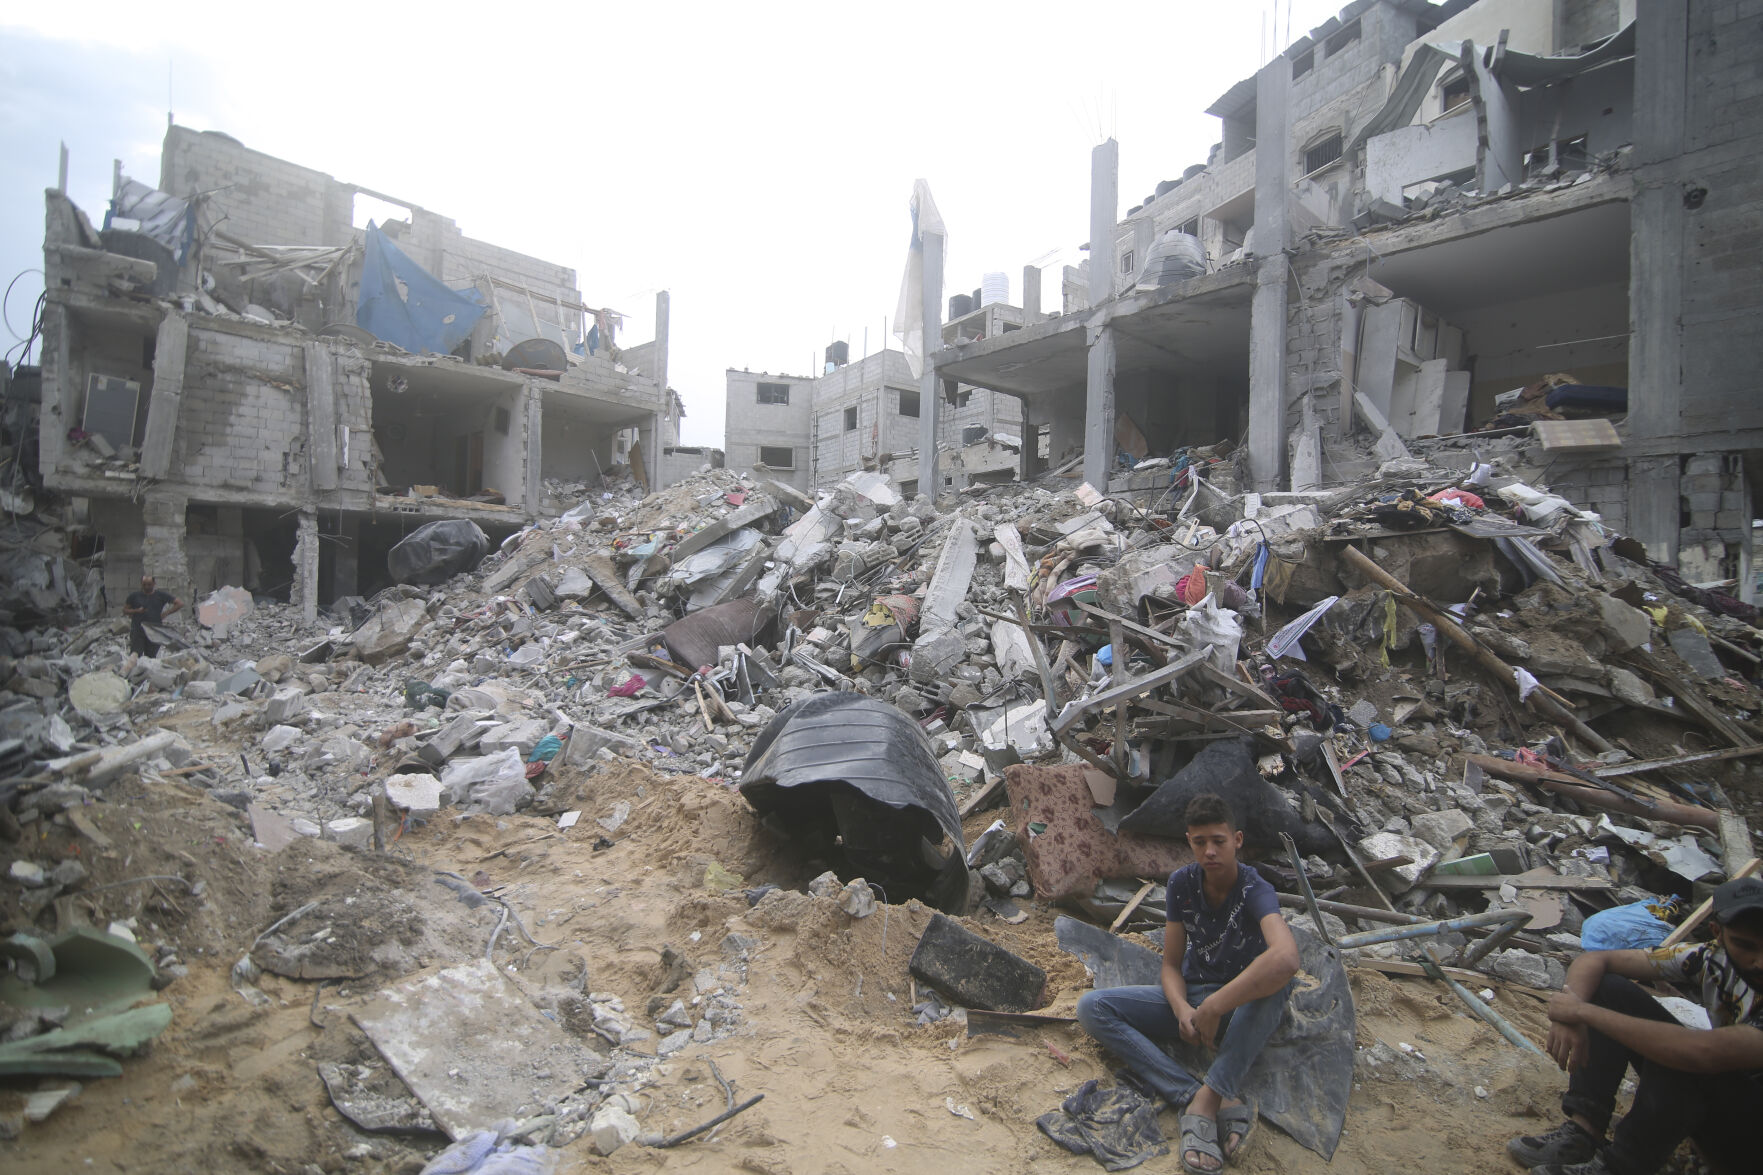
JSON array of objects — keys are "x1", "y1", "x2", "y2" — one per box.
[
  {"x1": 160, "y1": 126, "x2": 347, "y2": 248},
  {"x1": 173, "y1": 326, "x2": 309, "y2": 497}
]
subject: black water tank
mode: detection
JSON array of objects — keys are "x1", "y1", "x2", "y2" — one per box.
[
  {"x1": 825, "y1": 340, "x2": 849, "y2": 368},
  {"x1": 949, "y1": 293, "x2": 973, "y2": 319}
]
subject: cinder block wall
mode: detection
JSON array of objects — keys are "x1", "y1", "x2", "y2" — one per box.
[{"x1": 173, "y1": 326, "x2": 308, "y2": 497}]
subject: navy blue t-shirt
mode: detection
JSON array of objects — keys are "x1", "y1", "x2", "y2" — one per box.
[{"x1": 1166, "y1": 862, "x2": 1280, "y2": 986}]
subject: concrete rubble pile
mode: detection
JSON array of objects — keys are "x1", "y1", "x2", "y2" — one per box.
[{"x1": 3, "y1": 446, "x2": 1760, "y2": 1156}]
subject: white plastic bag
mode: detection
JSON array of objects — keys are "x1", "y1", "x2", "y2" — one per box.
[
  {"x1": 439, "y1": 748, "x2": 533, "y2": 815},
  {"x1": 1180, "y1": 593, "x2": 1243, "y2": 674}
]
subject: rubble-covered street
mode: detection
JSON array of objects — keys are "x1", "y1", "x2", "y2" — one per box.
[{"x1": 3, "y1": 437, "x2": 1759, "y2": 1172}]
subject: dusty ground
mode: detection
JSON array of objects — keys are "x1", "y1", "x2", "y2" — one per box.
[{"x1": 2, "y1": 757, "x2": 1588, "y2": 1174}]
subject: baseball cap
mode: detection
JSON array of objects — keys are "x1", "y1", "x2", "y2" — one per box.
[{"x1": 1711, "y1": 876, "x2": 1763, "y2": 924}]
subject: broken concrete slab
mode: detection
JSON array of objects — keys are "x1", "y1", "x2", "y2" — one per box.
[
  {"x1": 1668, "y1": 625, "x2": 1725, "y2": 679},
  {"x1": 580, "y1": 554, "x2": 645, "y2": 621},
  {"x1": 352, "y1": 958, "x2": 600, "y2": 1141},
  {"x1": 908, "y1": 912, "x2": 1046, "y2": 1013},
  {"x1": 351, "y1": 598, "x2": 428, "y2": 666},
  {"x1": 1357, "y1": 832, "x2": 1441, "y2": 893},
  {"x1": 383, "y1": 773, "x2": 445, "y2": 815},
  {"x1": 910, "y1": 518, "x2": 977, "y2": 684},
  {"x1": 668, "y1": 495, "x2": 778, "y2": 563}
]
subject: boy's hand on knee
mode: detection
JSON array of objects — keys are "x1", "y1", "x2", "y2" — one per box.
[
  {"x1": 1546, "y1": 1022, "x2": 1589, "y2": 1072},
  {"x1": 1193, "y1": 999, "x2": 1223, "y2": 1047},
  {"x1": 1176, "y1": 1002, "x2": 1200, "y2": 1045}
]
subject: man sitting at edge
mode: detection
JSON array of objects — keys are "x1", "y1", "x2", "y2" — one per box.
[
  {"x1": 1507, "y1": 875, "x2": 1763, "y2": 1175},
  {"x1": 1077, "y1": 791, "x2": 1301, "y2": 1173}
]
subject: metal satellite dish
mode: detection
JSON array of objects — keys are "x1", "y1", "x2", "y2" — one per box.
[{"x1": 501, "y1": 338, "x2": 568, "y2": 372}]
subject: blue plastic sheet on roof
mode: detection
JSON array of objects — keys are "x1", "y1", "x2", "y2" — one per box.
[{"x1": 356, "y1": 223, "x2": 485, "y2": 355}]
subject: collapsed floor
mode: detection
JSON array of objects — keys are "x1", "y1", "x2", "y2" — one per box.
[{"x1": 2, "y1": 447, "x2": 1759, "y2": 1173}]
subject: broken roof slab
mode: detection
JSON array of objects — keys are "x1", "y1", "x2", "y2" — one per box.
[
  {"x1": 936, "y1": 269, "x2": 1254, "y2": 401},
  {"x1": 1345, "y1": 176, "x2": 1630, "y2": 317}
]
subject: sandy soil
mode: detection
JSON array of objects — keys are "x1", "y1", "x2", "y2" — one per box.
[{"x1": 2, "y1": 758, "x2": 1588, "y2": 1174}]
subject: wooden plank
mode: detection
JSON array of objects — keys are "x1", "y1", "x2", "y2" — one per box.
[
  {"x1": 1662, "y1": 858, "x2": 1761, "y2": 948},
  {"x1": 1196, "y1": 663, "x2": 1282, "y2": 711},
  {"x1": 1050, "y1": 649, "x2": 1209, "y2": 735},
  {"x1": 1108, "y1": 881, "x2": 1157, "y2": 933},
  {"x1": 1626, "y1": 652, "x2": 1754, "y2": 748},
  {"x1": 957, "y1": 775, "x2": 1006, "y2": 819},
  {"x1": 1717, "y1": 812, "x2": 1754, "y2": 878}
]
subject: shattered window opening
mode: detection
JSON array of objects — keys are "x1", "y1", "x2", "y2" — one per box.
[
  {"x1": 757, "y1": 382, "x2": 791, "y2": 405},
  {"x1": 758, "y1": 445, "x2": 794, "y2": 469},
  {"x1": 1304, "y1": 133, "x2": 1344, "y2": 176},
  {"x1": 843, "y1": 406, "x2": 858, "y2": 432},
  {"x1": 899, "y1": 390, "x2": 920, "y2": 418}
]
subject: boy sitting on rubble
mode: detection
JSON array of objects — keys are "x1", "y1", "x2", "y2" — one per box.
[
  {"x1": 1507, "y1": 875, "x2": 1763, "y2": 1175},
  {"x1": 1077, "y1": 792, "x2": 1300, "y2": 1173}
]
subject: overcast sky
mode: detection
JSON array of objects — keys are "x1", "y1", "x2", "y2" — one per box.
[{"x1": 2, "y1": 0, "x2": 1351, "y2": 447}]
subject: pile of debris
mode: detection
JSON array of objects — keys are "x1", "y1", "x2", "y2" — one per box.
[{"x1": 2, "y1": 450, "x2": 1759, "y2": 1166}]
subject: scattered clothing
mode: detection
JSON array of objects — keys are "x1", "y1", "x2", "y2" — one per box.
[{"x1": 1036, "y1": 1078, "x2": 1168, "y2": 1171}]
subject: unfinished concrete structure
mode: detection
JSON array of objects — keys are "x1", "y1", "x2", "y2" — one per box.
[
  {"x1": 38, "y1": 127, "x2": 672, "y2": 616},
  {"x1": 723, "y1": 339, "x2": 1027, "y2": 497},
  {"x1": 934, "y1": 0, "x2": 1756, "y2": 600}
]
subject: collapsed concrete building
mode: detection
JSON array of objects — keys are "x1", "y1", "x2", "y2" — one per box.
[
  {"x1": 929, "y1": 0, "x2": 1758, "y2": 600},
  {"x1": 34, "y1": 126, "x2": 674, "y2": 617}
]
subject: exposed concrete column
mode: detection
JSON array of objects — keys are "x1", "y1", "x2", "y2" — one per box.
[
  {"x1": 1625, "y1": 0, "x2": 1689, "y2": 562},
  {"x1": 653, "y1": 290, "x2": 670, "y2": 409},
  {"x1": 302, "y1": 341, "x2": 338, "y2": 491},
  {"x1": 1022, "y1": 265, "x2": 1041, "y2": 321},
  {"x1": 916, "y1": 229, "x2": 944, "y2": 498},
  {"x1": 1082, "y1": 139, "x2": 1119, "y2": 491},
  {"x1": 292, "y1": 509, "x2": 318, "y2": 623},
  {"x1": 1464, "y1": 42, "x2": 1522, "y2": 192},
  {"x1": 140, "y1": 312, "x2": 188, "y2": 480},
  {"x1": 1247, "y1": 55, "x2": 1292, "y2": 492},
  {"x1": 524, "y1": 385, "x2": 543, "y2": 518},
  {"x1": 140, "y1": 494, "x2": 189, "y2": 598},
  {"x1": 638, "y1": 412, "x2": 661, "y2": 490}
]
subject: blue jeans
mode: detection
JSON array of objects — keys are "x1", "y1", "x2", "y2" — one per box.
[{"x1": 1075, "y1": 980, "x2": 1292, "y2": 1107}]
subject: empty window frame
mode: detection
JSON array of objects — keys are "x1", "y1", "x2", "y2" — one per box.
[
  {"x1": 1303, "y1": 132, "x2": 1344, "y2": 175},
  {"x1": 1177, "y1": 217, "x2": 1200, "y2": 238},
  {"x1": 1441, "y1": 72, "x2": 1472, "y2": 114},
  {"x1": 1292, "y1": 48, "x2": 1314, "y2": 78},
  {"x1": 758, "y1": 445, "x2": 794, "y2": 469},
  {"x1": 843, "y1": 406, "x2": 858, "y2": 431},
  {"x1": 756, "y1": 381, "x2": 791, "y2": 405},
  {"x1": 899, "y1": 390, "x2": 921, "y2": 418},
  {"x1": 1120, "y1": 250, "x2": 1135, "y2": 274},
  {"x1": 956, "y1": 389, "x2": 973, "y2": 409}
]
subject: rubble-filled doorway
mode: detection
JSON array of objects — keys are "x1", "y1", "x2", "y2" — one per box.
[{"x1": 240, "y1": 508, "x2": 298, "y2": 602}]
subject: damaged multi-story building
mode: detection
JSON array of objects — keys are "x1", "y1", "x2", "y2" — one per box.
[
  {"x1": 30, "y1": 126, "x2": 674, "y2": 617},
  {"x1": 724, "y1": 293, "x2": 1026, "y2": 497},
  {"x1": 931, "y1": 0, "x2": 1759, "y2": 600}
]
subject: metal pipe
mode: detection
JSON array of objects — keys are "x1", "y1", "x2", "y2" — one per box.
[
  {"x1": 1334, "y1": 909, "x2": 1531, "y2": 950},
  {"x1": 1421, "y1": 946, "x2": 1544, "y2": 1056},
  {"x1": 1275, "y1": 892, "x2": 1423, "y2": 926},
  {"x1": 1459, "y1": 915, "x2": 1531, "y2": 966},
  {"x1": 1282, "y1": 832, "x2": 1334, "y2": 947}
]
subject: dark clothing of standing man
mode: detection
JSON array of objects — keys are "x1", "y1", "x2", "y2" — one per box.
[{"x1": 123, "y1": 575, "x2": 183, "y2": 657}]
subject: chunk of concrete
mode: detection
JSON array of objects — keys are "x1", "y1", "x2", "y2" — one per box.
[
  {"x1": 261, "y1": 725, "x2": 302, "y2": 753},
  {"x1": 351, "y1": 598, "x2": 427, "y2": 666},
  {"x1": 1356, "y1": 832, "x2": 1440, "y2": 893},
  {"x1": 196, "y1": 586, "x2": 254, "y2": 634},
  {"x1": 1410, "y1": 809, "x2": 1473, "y2": 854},
  {"x1": 589, "y1": 1104, "x2": 640, "y2": 1155},
  {"x1": 324, "y1": 817, "x2": 373, "y2": 849},
  {"x1": 477, "y1": 717, "x2": 549, "y2": 757},
  {"x1": 1668, "y1": 626, "x2": 1725, "y2": 679},
  {"x1": 264, "y1": 687, "x2": 306, "y2": 725},
  {"x1": 1591, "y1": 595, "x2": 1651, "y2": 655},
  {"x1": 908, "y1": 912, "x2": 1046, "y2": 1012},
  {"x1": 383, "y1": 773, "x2": 444, "y2": 815},
  {"x1": 1608, "y1": 667, "x2": 1656, "y2": 708},
  {"x1": 68, "y1": 671, "x2": 129, "y2": 716},
  {"x1": 554, "y1": 566, "x2": 594, "y2": 600}
]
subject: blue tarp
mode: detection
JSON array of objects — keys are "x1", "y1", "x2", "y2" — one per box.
[{"x1": 356, "y1": 223, "x2": 485, "y2": 355}]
